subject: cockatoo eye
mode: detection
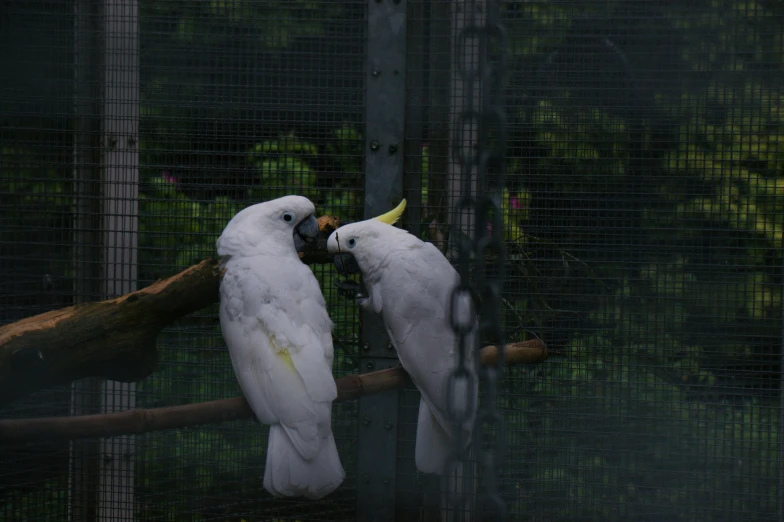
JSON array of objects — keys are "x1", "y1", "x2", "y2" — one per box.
[
  {"x1": 282, "y1": 212, "x2": 294, "y2": 223},
  {"x1": 348, "y1": 238, "x2": 356, "y2": 248}
]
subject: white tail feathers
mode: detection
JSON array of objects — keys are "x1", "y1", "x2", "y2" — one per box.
[
  {"x1": 263, "y1": 424, "x2": 345, "y2": 500},
  {"x1": 415, "y1": 398, "x2": 453, "y2": 474},
  {"x1": 416, "y1": 399, "x2": 477, "y2": 521}
]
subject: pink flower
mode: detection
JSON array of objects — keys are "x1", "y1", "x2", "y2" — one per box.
[
  {"x1": 509, "y1": 196, "x2": 523, "y2": 210},
  {"x1": 161, "y1": 170, "x2": 178, "y2": 185}
]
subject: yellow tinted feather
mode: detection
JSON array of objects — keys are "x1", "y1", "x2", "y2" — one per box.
[
  {"x1": 277, "y1": 349, "x2": 296, "y2": 372},
  {"x1": 271, "y1": 336, "x2": 297, "y2": 372}
]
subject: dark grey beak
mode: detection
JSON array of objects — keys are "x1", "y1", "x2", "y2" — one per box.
[
  {"x1": 294, "y1": 214, "x2": 319, "y2": 253},
  {"x1": 333, "y1": 252, "x2": 360, "y2": 275}
]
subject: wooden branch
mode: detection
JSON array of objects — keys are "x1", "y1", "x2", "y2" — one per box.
[
  {"x1": 0, "y1": 340, "x2": 547, "y2": 443},
  {"x1": 0, "y1": 216, "x2": 341, "y2": 407}
]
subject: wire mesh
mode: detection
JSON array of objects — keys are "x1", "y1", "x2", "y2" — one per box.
[
  {"x1": 135, "y1": 1, "x2": 367, "y2": 519},
  {"x1": 1, "y1": 0, "x2": 783, "y2": 521},
  {"x1": 406, "y1": 0, "x2": 784, "y2": 521},
  {"x1": 1, "y1": 1, "x2": 76, "y2": 520},
  {"x1": 2, "y1": 0, "x2": 366, "y2": 520},
  {"x1": 498, "y1": 2, "x2": 783, "y2": 520}
]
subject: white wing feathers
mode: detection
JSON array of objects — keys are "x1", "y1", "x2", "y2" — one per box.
[
  {"x1": 220, "y1": 259, "x2": 338, "y2": 460},
  {"x1": 373, "y1": 241, "x2": 477, "y2": 472}
]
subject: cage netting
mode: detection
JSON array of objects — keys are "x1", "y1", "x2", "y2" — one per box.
[{"x1": 1, "y1": 0, "x2": 783, "y2": 521}]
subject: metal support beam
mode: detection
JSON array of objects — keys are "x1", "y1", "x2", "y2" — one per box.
[
  {"x1": 97, "y1": 0, "x2": 139, "y2": 518},
  {"x1": 358, "y1": 0, "x2": 407, "y2": 519},
  {"x1": 69, "y1": 0, "x2": 139, "y2": 519}
]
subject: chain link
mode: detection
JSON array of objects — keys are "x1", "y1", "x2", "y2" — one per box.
[{"x1": 445, "y1": 0, "x2": 508, "y2": 519}]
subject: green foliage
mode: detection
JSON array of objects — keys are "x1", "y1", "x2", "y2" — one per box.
[
  {"x1": 143, "y1": 0, "x2": 345, "y2": 61},
  {"x1": 322, "y1": 125, "x2": 364, "y2": 219},
  {"x1": 0, "y1": 149, "x2": 69, "y2": 205},
  {"x1": 665, "y1": 84, "x2": 784, "y2": 248},
  {"x1": 0, "y1": 478, "x2": 68, "y2": 522},
  {"x1": 0, "y1": 147, "x2": 72, "y2": 236},
  {"x1": 138, "y1": 175, "x2": 240, "y2": 279},
  {"x1": 135, "y1": 424, "x2": 268, "y2": 520},
  {"x1": 248, "y1": 127, "x2": 364, "y2": 222},
  {"x1": 137, "y1": 123, "x2": 365, "y2": 284},
  {"x1": 530, "y1": 101, "x2": 630, "y2": 185},
  {"x1": 0, "y1": 147, "x2": 74, "y2": 287},
  {"x1": 506, "y1": 355, "x2": 780, "y2": 519},
  {"x1": 179, "y1": 0, "x2": 339, "y2": 49},
  {"x1": 247, "y1": 133, "x2": 321, "y2": 203},
  {"x1": 139, "y1": 0, "x2": 365, "y2": 187},
  {"x1": 498, "y1": 0, "x2": 784, "y2": 518}
]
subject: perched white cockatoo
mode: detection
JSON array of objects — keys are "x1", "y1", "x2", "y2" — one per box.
[
  {"x1": 217, "y1": 195, "x2": 345, "y2": 499},
  {"x1": 326, "y1": 199, "x2": 478, "y2": 478}
]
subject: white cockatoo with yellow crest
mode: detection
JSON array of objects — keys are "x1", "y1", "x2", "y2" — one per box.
[
  {"x1": 327, "y1": 199, "x2": 478, "y2": 482},
  {"x1": 217, "y1": 195, "x2": 344, "y2": 499}
]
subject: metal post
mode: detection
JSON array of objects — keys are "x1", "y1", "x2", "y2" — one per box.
[
  {"x1": 69, "y1": 0, "x2": 139, "y2": 519},
  {"x1": 357, "y1": 0, "x2": 407, "y2": 519},
  {"x1": 399, "y1": 5, "x2": 426, "y2": 518},
  {"x1": 98, "y1": 0, "x2": 139, "y2": 518}
]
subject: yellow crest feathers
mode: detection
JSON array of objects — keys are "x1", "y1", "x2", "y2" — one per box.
[{"x1": 373, "y1": 199, "x2": 407, "y2": 225}]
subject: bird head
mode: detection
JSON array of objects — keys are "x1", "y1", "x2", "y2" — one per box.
[
  {"x1": 327, "y1": 199, "x2": 407, "y2": 277},
  {"x1": 217, "y1": 195, "x2": 319, "y2": 262}
]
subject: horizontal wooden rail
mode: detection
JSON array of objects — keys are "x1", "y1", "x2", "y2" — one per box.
[{"x1": 0, "y1": 340, "x2": 547, "y2": 442}]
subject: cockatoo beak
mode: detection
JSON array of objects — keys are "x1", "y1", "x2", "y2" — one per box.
[
  {"x1": 293, "y1": 214, "x2": 319, "y2": 253},
  {"x1": 333, "y1": 252, "x2": 360, "y2": 275}
]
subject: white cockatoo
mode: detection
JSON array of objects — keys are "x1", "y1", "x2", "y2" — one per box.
[
  {"x1": 326, "y1": 200, "x2": 478, "y2": 478},
  {"x1": 217, "y1": 195, "x2": 345, "y2": 499}
]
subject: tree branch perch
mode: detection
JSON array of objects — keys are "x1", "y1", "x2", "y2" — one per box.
[
  {"x1": 0, "y1": 216, "x2": 341, "y2": 407},
  {"x1": 0, "y1": 340, "x2": 547, "y2": 443}
]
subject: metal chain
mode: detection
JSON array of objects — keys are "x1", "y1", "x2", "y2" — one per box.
[{"x1": 445, "y1": 0, "x2": 508, "y2": 519}]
